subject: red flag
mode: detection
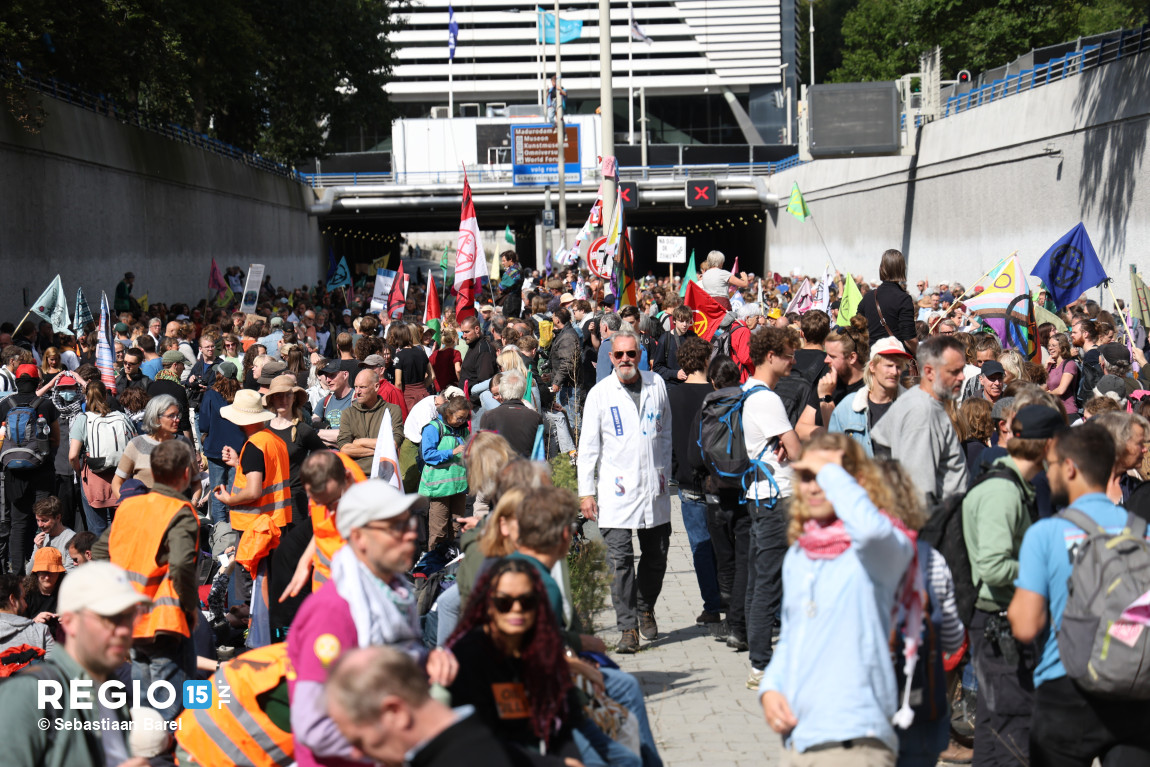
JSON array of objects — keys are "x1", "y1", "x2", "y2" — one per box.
[
  {"x1": 453, "y1": 170, "x2": 487, "y2": 324},
  {"x1": 685, "y1": 281, "x2": 727, "y2": 341},
  {"x1": 208, "y1": 258, "x2": 228, "y2": 295},
  {"x1": 388, "y1": 261, "x2": 407, "y2": 319}
]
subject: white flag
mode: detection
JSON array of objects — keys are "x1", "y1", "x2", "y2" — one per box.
[
  {"x1": 371, "y1": 417, "x2": 403, "y2": 489},
  {"x1": 630, "y1": 4, "x2": 653, "y2": 44},
  {"x1": 810, "y1": 265, "x2": 833, "y2": 313}
]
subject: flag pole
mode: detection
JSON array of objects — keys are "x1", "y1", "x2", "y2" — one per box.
[
  {"x1": 11, "y1": 311, "x2": 33, "y2": 337},
  {"x1": 628, "y1": 1, "x2": 634, "y2": 145},
  {"x1": 1104, "y1": 280, "x2": 1136, "y2": 355},
  {"x1": 928, "y1": 251, "x2": 1014, "y2": 332}
]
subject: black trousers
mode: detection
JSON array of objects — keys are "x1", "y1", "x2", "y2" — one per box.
[
  {"x1": 705, "y1": 496, "x2": 750, "y2": 635},
  {"x1": 601, "y1": 523, "x2": 671, "y2": 632},
  {"x1": 969, "y1": 609, "x2": 1036, "y2": 767},
  {"x1": 1031, "y1": 676, "x2": 1150, "y2": 767},
  {"x1": 746, "y1": 498, "x2": 789, "y2": 670}
]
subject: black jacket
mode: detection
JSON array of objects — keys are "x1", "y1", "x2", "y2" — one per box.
[
  {"x1": 460, "y1": 337, "x2": 496, "y2": 403},
  {"x1": 856, "y1": 281, "x2": 917, "y2": 346},
  {"x1": 411, "y1": 714, "x2": 565, "y2": 767},
  {"x1": 653, "y1": 330, "x2": 697, "y2": 385},
  {"x1": 482, "y1": 400, "x2": 544, "y2": 458}
]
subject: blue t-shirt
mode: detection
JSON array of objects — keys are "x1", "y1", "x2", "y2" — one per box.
[
  {"x1": 595, "y1": 337, "x2": 648, "y2": 383},
  {"x1": 140, "y1": 358, "x2": 161, "y2": 381},
  {"x1": 1014, "y1": 492, "x2": 1150, "y2": 687}
]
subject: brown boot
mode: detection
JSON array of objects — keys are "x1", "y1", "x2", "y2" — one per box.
[
  {"x1": 938, "y1": 738, "x2": 973, "y2": 764},
  {"x1": 616, "y1": 628, "x2": 641, "y2": 654}
]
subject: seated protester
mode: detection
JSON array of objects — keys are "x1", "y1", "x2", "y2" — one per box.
[
  {"x1": 0, "y1": 573, "x2": 53, "y2": 655},
  {"x1": 325, "y1": 646, "x2": 569, "y2": 767},
  {"x1": 22, "y1": 547, "x2": 66, "y2": 640},
  {"x1": 25, "y1": 496, "x2": 76, "y2": 574},
  {"x1": 1008, "y1": 424, "x2": 1150, "y2": 764},
  {"x1": 447, "y1": 559, "x2": 582, "y2": 761},
  {"x1": 66, "y1": 530, "x2": 97, "y2": 567}
]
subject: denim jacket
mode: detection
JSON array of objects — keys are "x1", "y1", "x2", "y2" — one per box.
[{"x1": 827, "y1": 385, "x2": 906, "y2": 457}]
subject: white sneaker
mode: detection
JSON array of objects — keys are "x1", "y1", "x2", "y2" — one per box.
[{"x1": 745, "y1": 667, "x2": 763, "y2": 690}]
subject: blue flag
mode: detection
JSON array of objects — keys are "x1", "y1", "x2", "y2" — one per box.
[
  {"x1": 536, "y1": 9, "x2": 583, "y2": 43},
  {"x1": 1030, "y1": 222, "x2": 1107, "y2": 309},
  {"x1": 448, "y1": 5, "x2": 458, "y2": 61},
  {"x1": 327, "y1": 256, "x2": 352, "y2": 290}
]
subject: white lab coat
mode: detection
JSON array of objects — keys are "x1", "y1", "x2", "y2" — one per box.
[{"x1": 577, "y1": 370, "x2": 672, "y2": 529}]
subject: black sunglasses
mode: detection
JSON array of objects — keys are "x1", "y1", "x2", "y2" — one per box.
[
  {"x1": 491, "y1": 593, "x2": 538, "y2": 613},
  {"x1": 612, "y1": 350, "x2": 638, "y2": 360}
]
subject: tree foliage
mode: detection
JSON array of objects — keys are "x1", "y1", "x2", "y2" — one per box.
[
  {"x1": 1, "y1": 0, "x2": 399, "y2": 164},
  {"x1": 829, "y1": 0, "x2": 1150, "y2": 83}
]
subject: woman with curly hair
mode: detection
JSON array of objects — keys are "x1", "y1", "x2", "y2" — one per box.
[
  {"x1": 759, "y1": 431, "x2": 915, "y2": 765},
  {"x1": 447, "y1": 558, "x2": 580, "y2": 760}
]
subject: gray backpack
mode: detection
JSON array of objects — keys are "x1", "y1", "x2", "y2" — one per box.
[{"x1": 1056, "y1": 508, "x2": 1150, "y2": 699}]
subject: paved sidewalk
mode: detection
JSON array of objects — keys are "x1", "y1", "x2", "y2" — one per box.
[{"x1": 589, "y1": 501, "x2": 785, "y2": 767}]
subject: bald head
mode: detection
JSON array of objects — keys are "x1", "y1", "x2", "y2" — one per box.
[{"x1": 354, "y1": 368, "x2": 380, "y2": 407}]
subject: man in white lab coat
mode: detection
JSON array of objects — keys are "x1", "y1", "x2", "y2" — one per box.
[{"x1": 578, "y1": 325, "x2": 673, "y2": 653}]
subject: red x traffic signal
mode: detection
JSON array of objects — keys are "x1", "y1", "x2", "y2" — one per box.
[
  {"x1": 619, "y1": 182, "x2": 638, "y2": 210},
  {"x1": 685, "y1": 179, "x2": 717, "y2": 208}
]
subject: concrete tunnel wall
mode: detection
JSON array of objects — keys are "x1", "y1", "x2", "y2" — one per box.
[
  {"x1": 0, "y1": 89, "x2": 322, "y2": 317},
  {"x1": 764, "y1": 51, "x2": 1150, "y2": 304}
]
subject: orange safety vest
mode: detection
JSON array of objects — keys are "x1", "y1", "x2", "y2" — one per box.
[
  {"x1": 310, "y1": 452, "x2": 366, "y2": 592},
  {"x1": 108, "y1": 493, "x2": 199, "y2": 639},
  {"x1": 230, "y1": 430, "x2": 292, "y2": 531},
  {"x1": 175, "y1": 643, "x2": 293, "y2": 767}
]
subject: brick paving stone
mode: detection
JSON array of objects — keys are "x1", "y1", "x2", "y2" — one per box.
[{"x1": 587, "y1": 498, "x2": 785, "y2": 766}]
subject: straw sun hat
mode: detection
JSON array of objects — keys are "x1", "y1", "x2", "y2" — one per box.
[{"x1": 220, "y1": 389, "x2": 275, "y2": 426}]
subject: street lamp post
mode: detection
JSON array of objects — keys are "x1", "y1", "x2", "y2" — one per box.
[
  {"x1": 554, "y1": 0, "x2": 567, "y2": 255},
  {"x1": 598, "y1": 0, "x2": 616, "y2": 229},
  {"x1": 808, "y1": 0, "x2": 815, "y2": 85}
]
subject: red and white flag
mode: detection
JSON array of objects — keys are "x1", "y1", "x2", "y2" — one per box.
[
  {"x1": 454, "y1": 171, "x2": 488, "y2": 323},
  {"x1": 388, "y1": 260, "x2": 407, "y2": 319}
]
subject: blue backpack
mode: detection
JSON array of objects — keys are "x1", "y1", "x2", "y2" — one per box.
[
  {"x1": 697, "y1": 385, "x2": 780, "y2": 505},
  {"x1": 0, "y1": 397, "x2": 49, "y2": 471}
]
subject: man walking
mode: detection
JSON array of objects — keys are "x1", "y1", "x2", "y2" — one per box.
[
  {"x1": 578, "y1": 325, "x2": 672, "y2": 653},
  {"x1": 871, "y1": 335, "x2": 969, "y2": 510}
]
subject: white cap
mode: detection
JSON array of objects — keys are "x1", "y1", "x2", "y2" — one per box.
[
  {"x1": 870, "y1": 337, "x2": 912, "y2": 361},
  {"x1": 57, "y1": 561, "x2": 150, "y2": 616},
  {"x1": 336, "y1": 480, "x2": 424, "y2": 538}
]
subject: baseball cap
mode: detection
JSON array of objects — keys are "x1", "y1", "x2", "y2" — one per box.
[
  {"x1": 940, "y1": 292, "x2": 955, "y2": 305},
  {"x1": 342, "y1": 309, "x2": 352, "y2": 316},
  {"x1": 270, "y1": 317, "x2": 284, "y2": 328},
  {"x1": 216, "y1": 361, "x2": 238, "y2": 380},
  {"x1": 991, "y1": 396, "x2": 1016, "y2": 422},
  {"x1": 161, "y1": 350, "x2": 185, "y2": 366},
  {"x1": 560, "y1": 293, "x2": 575, "y2": 305},
  {"x1": 359, "y1": 354, "x2": 386, "y2": 368},
  {"x1": 1094, "y1": 374, "x2": 1127, "y2": 402},
  {"x1": 980, "y1": 360, "x2": 1006, "y2": 379},
  {"x1": 480, "y1": 304, "x2": 495, "y2": 314},
  {"x1": 57, "y1": 374, "x2": 77, "y2": 386},
  {"x1": 1100, "y1": 342, "x2": 1130, "y2": 366},
  {"x1": 1011, "y1": 405, "x2": 1068, "y2": 439},
  {"x1": 114, "y1": 322, "x2": 130, "y2": 334},
  {"x1": 119, "y1": 478, "x2": 149, "y2": 499},
  {"x1": 335, "y1": 479, "x2": 424, "y2": 538},
  {"x1": 257, "y1": 359, "x2": 287, "y2": 385},
  {"x1": 57, "y1": 561, "x2": 150, "y2": 616},
  {"x1": 319, "y1": 359, "x2": 344, "y2": 377},
  {"x1": 869, "y1": 338, "x2": 911, "y2": 360},
  {"x1": 766, "y1": 307, "x2": 783, "y2": 320},
  {"x1": 15, "y1": 364, "x2": 39, "y2": 379}
]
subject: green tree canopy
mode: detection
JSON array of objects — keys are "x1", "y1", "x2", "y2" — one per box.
[
  {"x1": 1, "y1": 0, "x2": 399, "y2": 164},
  {"x1": 829, "y1": 0, "x2": 1150, "y2": 83}
]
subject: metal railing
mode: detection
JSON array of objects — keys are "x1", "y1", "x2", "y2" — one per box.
[
  {"x1": 2, "y1": 61, "x2": 304, "y2": 182},
  {"x1": 943, "y1": 27, "x2": 1148, "y2": 117},
  {"x1": 301, "y1": 155, "x2": 808, "y2": 188}
]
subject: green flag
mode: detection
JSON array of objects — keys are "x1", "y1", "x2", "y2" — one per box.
[
  {"x1": 29, "y1": 274, "x2": 71, "y2": 334},
  {"x1": 836, "y1": 272, "x2": 862, "y2": 327},
  {"x1": 504, "y1": 224, "x2": 515, "y2": 244},
  {"x1": 439, "y1": 245, "x2": 449, "y2": 270},
  {"x1": 678, "y1": 249, "x2": 697, "y2": 298},
  {"x1": 1033, "y1": 302, "x2": 1067, "y2": 332},
  {"x1": 787, "y1": 182, "x2": 810, "y2": 221}
]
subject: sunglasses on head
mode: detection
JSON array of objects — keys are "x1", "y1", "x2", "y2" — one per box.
[
  {"x1": 491, "y1": 593, "x2": 538, "y2": 613},
  {"x1": 612, "y1": 350, "x2": 638, "y2": 360}
]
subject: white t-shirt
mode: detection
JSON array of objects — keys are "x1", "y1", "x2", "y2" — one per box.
[
  {"x1": 700, "y1": 268, "x2": 733, "y2": 300},
  {"x1": 741, "y1": 378, "x2": 794, "y2": 503}
]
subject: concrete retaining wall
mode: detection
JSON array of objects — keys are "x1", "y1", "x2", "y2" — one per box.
[
  {"x1": 0, "y1": 91, "x2": 321, "y2": 317},
  {"x1": 765, "y1": 52, "x2": 1150, "y2": 302}
]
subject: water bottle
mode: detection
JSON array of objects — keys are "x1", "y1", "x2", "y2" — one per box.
[{"x1": 37, "y1": 415, "x2": 48, "y2": 440}]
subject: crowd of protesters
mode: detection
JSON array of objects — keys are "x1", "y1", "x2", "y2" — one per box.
[{"x1": 0, "y1": 248, "x2": 1147, "y2": 767}]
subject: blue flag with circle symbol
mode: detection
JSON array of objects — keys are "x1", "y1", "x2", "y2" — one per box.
[{"x1": 1030, "y1": 222, "x2": 1107, "y2": 309}]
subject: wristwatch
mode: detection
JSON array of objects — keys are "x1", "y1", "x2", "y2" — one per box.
[{"x1": 819, "y1": 394, "x2": 834, "y2": 403}]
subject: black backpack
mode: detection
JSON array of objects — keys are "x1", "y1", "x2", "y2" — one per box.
[
  {"x1": 1076, "y1": 358, "x2": 1104, "y2": 410},
  {"x1": 919, "y1": 467, "x2": 1038, "y2": 626},
  {"x1": 772, "y1": 372, "x2": 814, "y2": 427},
  {"x1": 697, "y1": 384, "x2": 780, "y2": 503}
]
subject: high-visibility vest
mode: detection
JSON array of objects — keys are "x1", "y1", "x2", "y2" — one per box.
[
  {"x1": 108, "y1": 492, "x2": 199, "y2": 639},
  {"x1": 230, "y1": 430, "x2": 292, "y2": 531},
  {"x1": 310, "y1": 452, "x2": 366, "y2": 592},
  {"x1": 175, "y1": 643, "x2": 293, "y2": 767}
]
